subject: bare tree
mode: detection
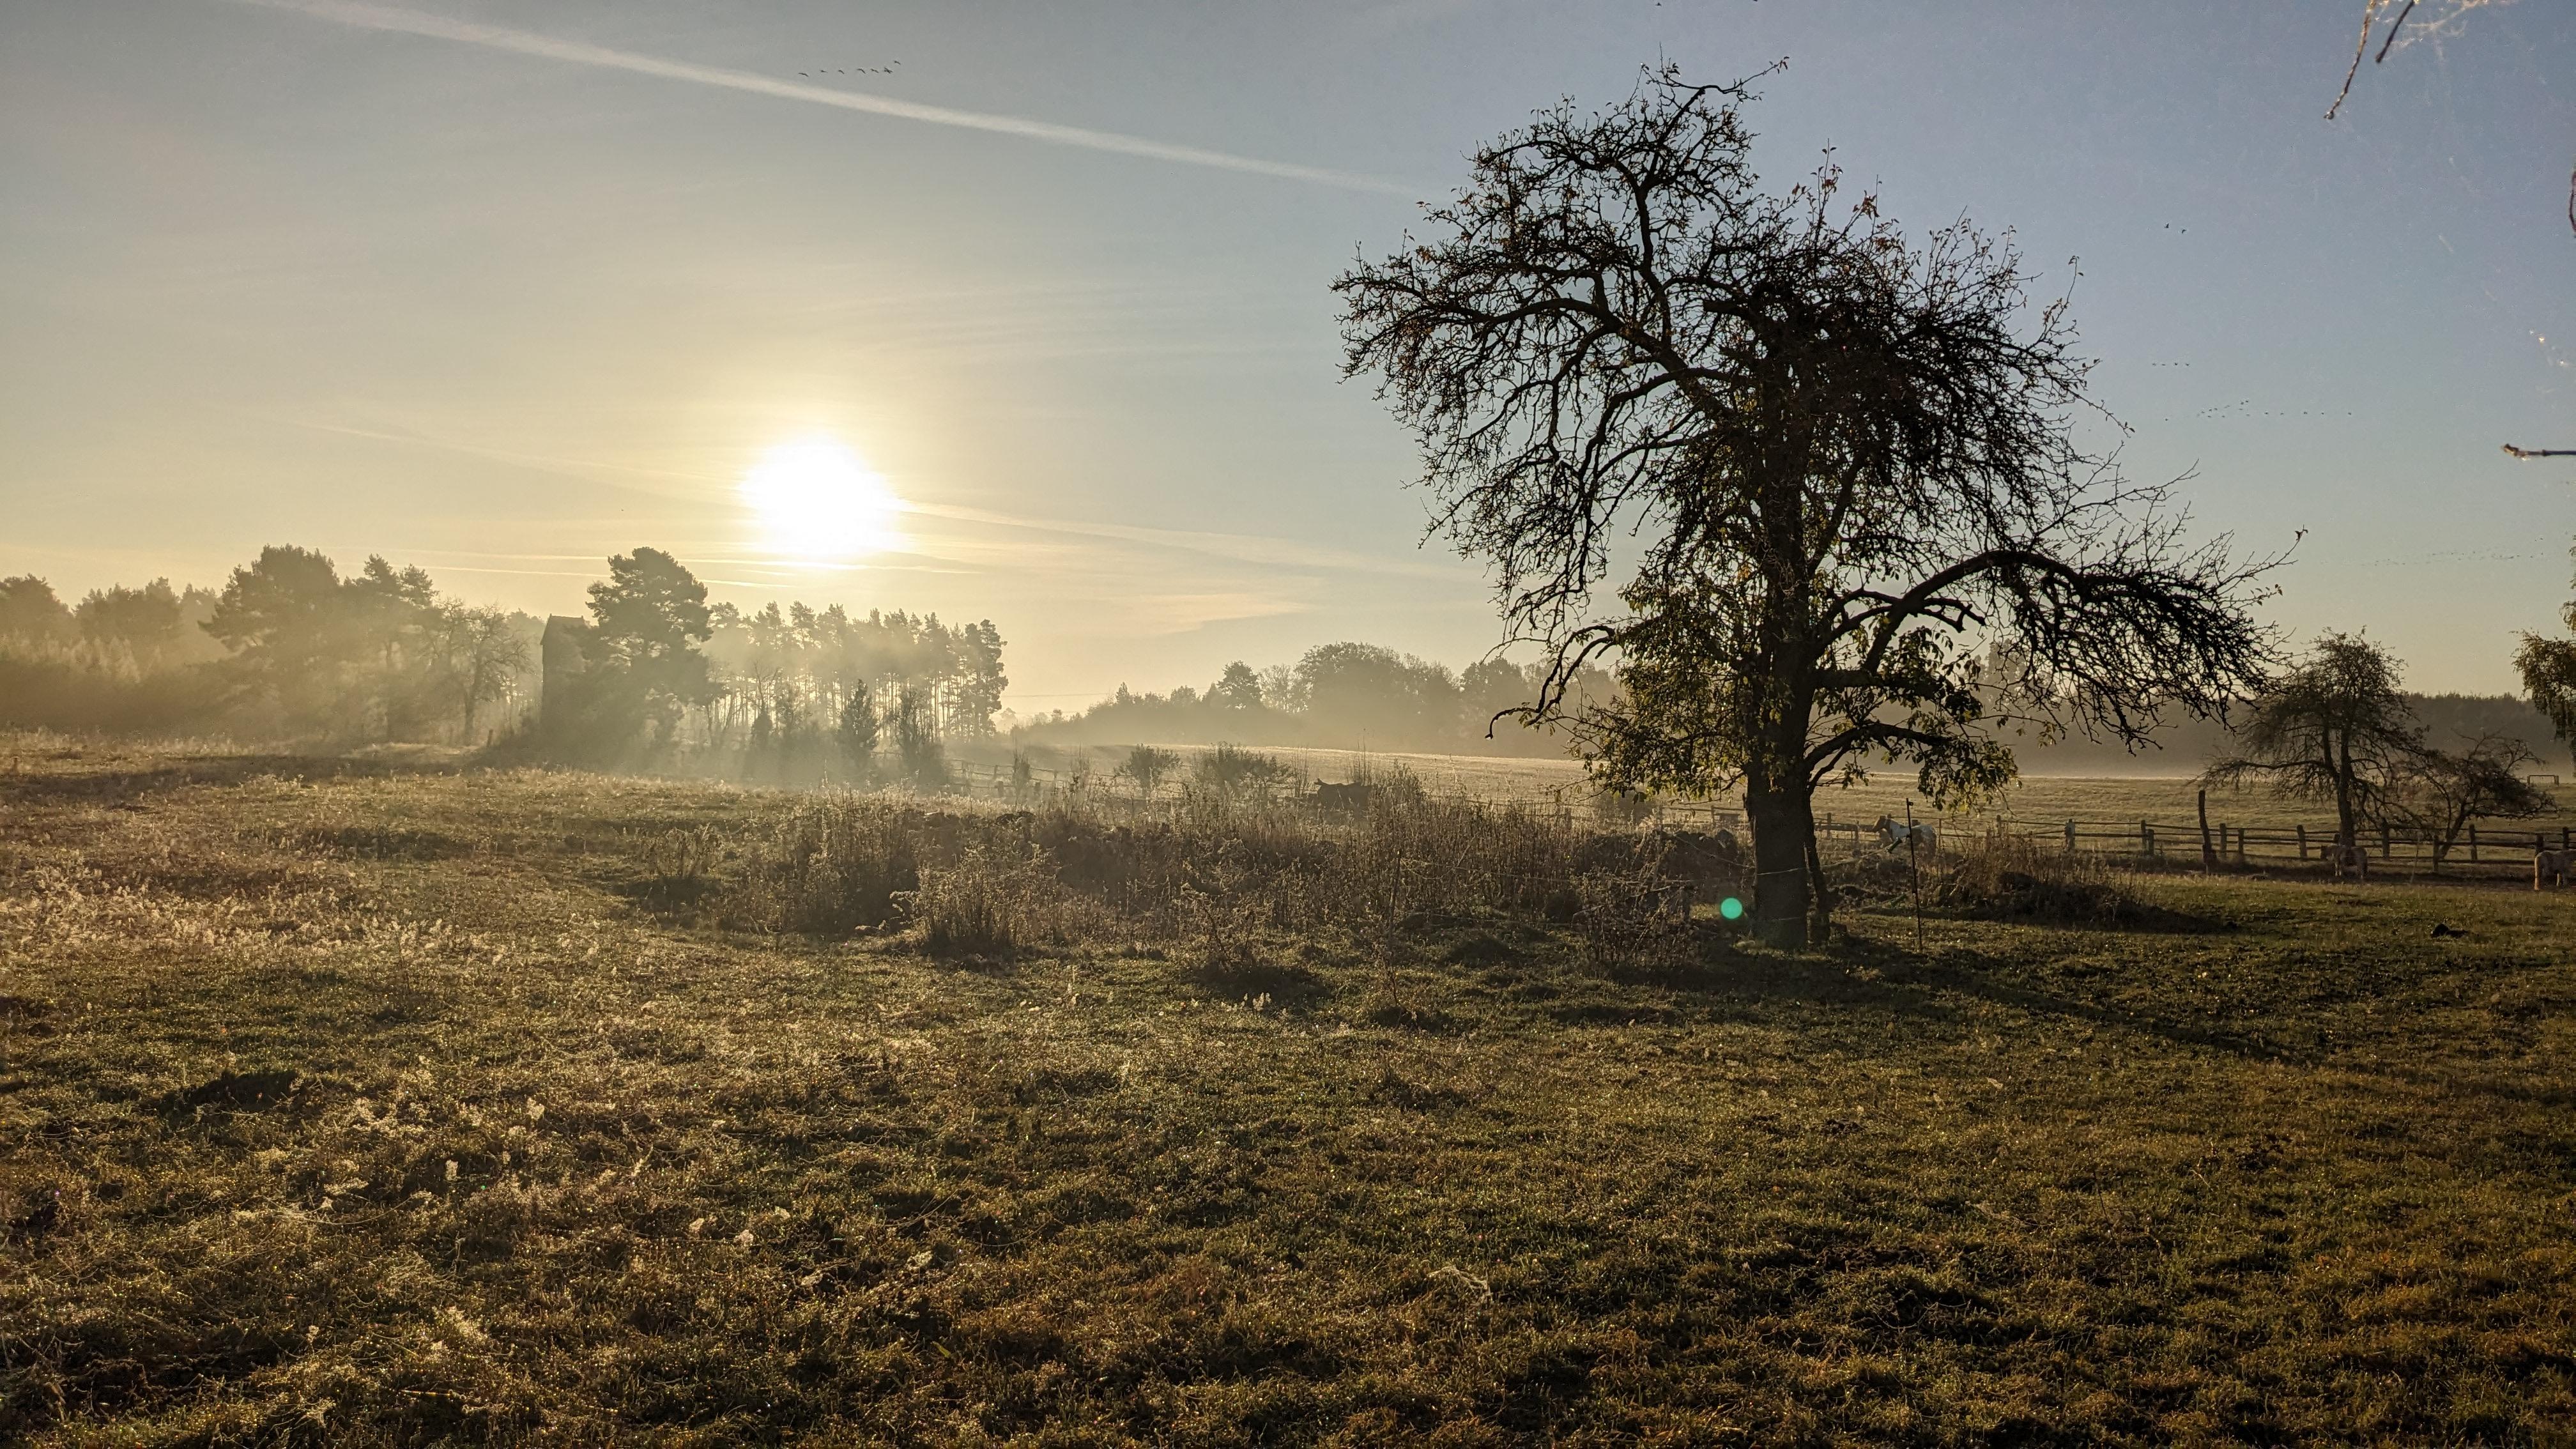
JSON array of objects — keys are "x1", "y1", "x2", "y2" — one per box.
[
  {"x1": 2204, "y1": 634, "x2": 2423, "y2": 869},
  {"x1": 433, "y1": 604, "x2": 530, "y2": 744},
  {"x1": 1336, "y1": 66, "x2": 2274, "y2": 946},
  {"x1": 2382, "y1": 733, "x2": 2552, "y2": 866}
]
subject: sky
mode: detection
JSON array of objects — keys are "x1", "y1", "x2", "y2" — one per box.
[{"x1": 3, "y1": 0, "x2": 2571, "y2": 710}]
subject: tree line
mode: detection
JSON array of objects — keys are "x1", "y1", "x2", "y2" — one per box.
[
  {"x1": 544, "y1": 547, "x2": 1008, "y2": 780},
  {"x1": 1015, "y1": 643, "x2": 1614, "y2": 756},
  {"x1": 0, "y1": 551, "x2": 532, "y2": 741},
  {"x1": 0, "y1": 545, "x2": 1006, "y2": 772}
]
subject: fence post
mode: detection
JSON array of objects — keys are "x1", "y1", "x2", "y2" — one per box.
[
  {"x1": 2141, "y1": 820, "x2": 2154, "y2": 859},
  {"x1": 2380, "y1": 822, "x2": 2392, "y2": 860},
  {"x1": 2197, "y1": 790, "x2": 2216, "y2": 872},
  {"x1": 2469, "y1": 822, "x2": 2478, "y2": 864},
  {"x1": 2296, "y1": 824, "x2": 2307, "y2": 860},
  {"x1": 2065, "y1": 819, "x2": 2076, "y2": 854}
]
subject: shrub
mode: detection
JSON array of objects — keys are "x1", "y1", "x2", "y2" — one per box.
[
  {"x1": 698, "y1": 783, "x2": 1699, "y2": 954},
  {"x1": 907, "y1": 845, "x2": 1087, "y2": 958},
  {"x1": 634, "y1": 826, "x2": 719, "y2": 908},
  {"x1": 1192, "y1": 744, "x2": 1296, "y2": 801},
  {"x1": 728, "y1": 794, "x2": 922, "y2": 933},
  {"x1": 1118, "y1": 746, "x2": 1177, "y2": 797},
  {"x1": 1932, "y1": 827, "x2": 2169, "y2": 928}
]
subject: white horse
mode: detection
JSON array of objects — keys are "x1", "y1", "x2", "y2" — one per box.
[
  {"x1": 1874, "y1": 816, "x2": 1936, "y2": 854},
  {"x1": 2537, "y1": 848, "x2": 2573, "y2": 891}
]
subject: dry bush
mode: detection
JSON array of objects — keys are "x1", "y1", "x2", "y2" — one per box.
[
  {"x1": 707, "y1": 786, "x2": 1692, "y2": 962},
  {"x1": 632, "y1": 825, "x2": 719, "y2": 908},
  {"x1": 724, "y1": 793, "x2": 924, "y2": 933},
  {"x1": 907, "y1": 844, "x2": 1091, "y2": 958},
  {"x1": 1572, "y1": 866, "x2": 1696, "y2": 972},
  {"x1": 1932, "y1": 827, "x2": 2177, "y2": 928}
]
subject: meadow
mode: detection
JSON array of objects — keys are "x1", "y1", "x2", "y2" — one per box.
[{"x1": 3, "y1": 739, "x2": 2573, "y2": 1445}]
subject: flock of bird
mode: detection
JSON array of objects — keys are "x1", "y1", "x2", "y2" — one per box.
[
  {"x1": 2145, "y1": 399, "x2": 2362, "y2": 423},
  {"x1": 799, "y1": 64, "x2": 901, "y2": 77}
]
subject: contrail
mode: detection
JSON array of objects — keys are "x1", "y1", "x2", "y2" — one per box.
[{"x1": 228, "y1": 0, "x2": 1411, "y2": 195}]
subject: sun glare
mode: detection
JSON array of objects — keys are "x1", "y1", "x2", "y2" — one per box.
[{"x1": 740, "y1": 436, "x2": 905, "y2": 560}]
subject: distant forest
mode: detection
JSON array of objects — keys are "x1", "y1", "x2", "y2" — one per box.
[
  {"x1": 1008, "y1": 643, "x2": 1612, "y2": 758},
  {"x1": 2001, "y1": 693, "x2": 2571, "y2": 776},
  {"x1": 2, "y1": 552, "x2": 2563, "y2": 778},
  {"x1": 1008, "y1": 648, "x2": 2570, "y2": 775},
  {"x1": 0, "y1": 548, "x2": 1007, "y2": 773}
]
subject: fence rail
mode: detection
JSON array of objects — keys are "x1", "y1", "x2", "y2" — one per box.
[
  {"x1": 935, "y1": 755, "x2": 2576, "y2": 882},
  {"x1": 1853, "y1": 815, "x2": 2576, "y2": 880}
]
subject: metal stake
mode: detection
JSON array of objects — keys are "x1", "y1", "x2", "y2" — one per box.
[{"x1": 1906, "y1": 800, "x2": 1924, "y2": 952}]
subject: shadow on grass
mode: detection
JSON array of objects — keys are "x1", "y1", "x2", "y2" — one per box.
[
  {"x1": 0, "y1": 751, "x2": 468, "y2": 808},
  {"x1": 1499, "y1": 917, "x2": 2299, "y2": 1068},
  {"x1": 1188, "y1": 954, "x2": 1331, "y2": 1006},
  {"x1": 1822, "y1": 927, "x2": 2308, "y2": 1064}
]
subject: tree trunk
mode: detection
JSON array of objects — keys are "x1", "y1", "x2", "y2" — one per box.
[
  {"x1": 1743, "y1": 781, "x2": 1816, "y2": 947},
  {"x1": 2332, "y1": 727, "x2": 2358, "y2": 857}
]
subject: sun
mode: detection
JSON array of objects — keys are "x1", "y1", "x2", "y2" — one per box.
[{"x1": 740, "y1": 436, "x2": 905, "y2": 560}]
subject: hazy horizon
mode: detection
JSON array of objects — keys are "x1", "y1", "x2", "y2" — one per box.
[{"x1": 7, "y1": 0, "x2": 2572, "y2": 712}]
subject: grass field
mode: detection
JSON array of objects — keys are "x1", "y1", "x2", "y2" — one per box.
[{"x1": 4, "y1": 740, "x2": 2575, "y2": 1444}]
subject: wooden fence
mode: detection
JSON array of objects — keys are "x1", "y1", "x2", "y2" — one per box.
[
  {"x1": 1856, "y1": 815, "x2": 2576, "y2": 881},
  {"x1": 941, "y1": 756, "x2": 2576, "y2": 882}
]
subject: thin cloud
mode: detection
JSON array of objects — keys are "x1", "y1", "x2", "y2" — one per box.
[
  {"x1": 269, "y1": 415, "x2": 1474, "y2": 586},
  {"x1": 905, "y1": 500, "x2": 1475, "y2": 583},
  {"x1": 272, "y1": 417, "x2": 723, "y2": 500},
  {"x1": 227, "y1": 0, "x2": 1412, "y2": 195}
]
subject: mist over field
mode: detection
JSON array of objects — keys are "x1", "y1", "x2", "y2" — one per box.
[{"x1": 6, "y1": 2, "x2": 2575, "y2": 1443}]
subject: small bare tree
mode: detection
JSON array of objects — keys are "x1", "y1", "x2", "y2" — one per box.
[
  {"x1": 1337, "y1": 66, "x2": 2275, "y2": 945},
  {"x1": 1119, "y1": 745, "x2": 1177, "y2": 797},
  {"x1": 2382, "y1": 733, "x2": 2552, "y2": 866},
  {"x1": 433, "y1": 604, "x2": 530, "y2": 744},
  {"x1": 2203, "y1": 634, "x2": 2423, "y2": 867}
]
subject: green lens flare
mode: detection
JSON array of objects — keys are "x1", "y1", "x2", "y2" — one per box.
[{"x1": 1719, "y1": 896, "x2": 1745, "y2": 921}]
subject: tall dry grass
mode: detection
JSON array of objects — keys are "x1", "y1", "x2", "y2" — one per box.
[
  {"x1": 1930, "y1": 825, "x2": 2170, "y2": 927},
  {"x1": 697, "y1": 785, "x2": 1722, "y2": 958}
]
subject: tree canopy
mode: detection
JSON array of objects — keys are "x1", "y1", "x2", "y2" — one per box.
[
  {"x1": 2517, "y1": 551, "x2": 2576, "y2": 749},
  {"x1": 1337, "y1": 66, "x2": 2274, "y2": 944},
  {"x1": 574, "y1": 547, "x2": 717, "y2": 750},
  {"x1": 2203, "y1": 633, "x2": 2423, "y2": 855}
]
